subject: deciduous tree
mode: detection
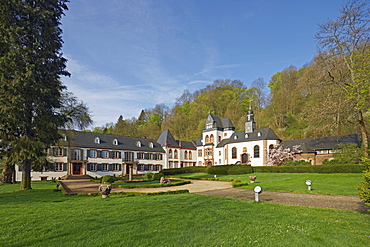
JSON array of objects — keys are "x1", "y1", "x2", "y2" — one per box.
[{"x1": 316, "y1": 0, "x2": 370, "y2": 156}]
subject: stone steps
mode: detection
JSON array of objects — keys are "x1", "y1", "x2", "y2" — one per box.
[{"x1": 61, "y1": 174, "x2": 93, "y2": 180}]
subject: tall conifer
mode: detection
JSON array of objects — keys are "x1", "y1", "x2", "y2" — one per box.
[{"x1": 0, "y1": 0, "x2": 70, "y2": 189}]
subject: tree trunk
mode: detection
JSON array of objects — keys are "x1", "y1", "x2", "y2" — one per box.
[
  {"x1": 357, "y1": 109, "x2": 370, "y2": 158},
  {"x1": 2, "y1": 164, "x2": 14, "y2": 183},
  {"x1": 20, "y1": 159, "x2": 32, "y2": 190}
]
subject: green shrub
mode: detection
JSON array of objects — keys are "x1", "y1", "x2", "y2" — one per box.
[
  {"x1": 206, "y1": 165, "x2": 253, "y2": 175},
  {"x1": 161, "y1": 166, "x2": 207, "y2": 175},
  {"x1": 206, "y1": 165, "x2": 229, "y2": 175},
  {"x1": 144, "y1": 173, "x2": 154, "y2": 181},
  {"x1": 227, "y1": 165, "x2": 253, "y2": 174},
  {"x1": 101, "y1": 175, "x2": 114, "y2": 183},
  {"x1": 153, "y1": 172, "x2": 164, "y2": 180},
  {"x1": 358, "y1": 158, "x2": 370, "y2": 207},
  {"x1": 232, "y1": 180, "x2": 248, "y2": 188},
  {"x1": 113, "y1": 180, "x2": 191, "y2": 188},
  {"x1": 282, "y1": 160, "x2": 311, "y2": 166},
  {"x1": 252, "y1": 164, "x2": 365, "y2": 173}
]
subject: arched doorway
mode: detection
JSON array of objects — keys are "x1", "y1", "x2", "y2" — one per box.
[{"x1": 241, "y1": 153, "x2": 249, "y2": 164}]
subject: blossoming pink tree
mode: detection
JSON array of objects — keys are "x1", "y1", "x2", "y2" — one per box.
[{"x1": 267, "y1": 144, "x2": 302, "y2": 166}]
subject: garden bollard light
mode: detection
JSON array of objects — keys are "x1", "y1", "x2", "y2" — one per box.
[
  {"x1": 306, "y1": 180, "x2": 312, "y2": 191},
  {"x1": 254, "y1": 186, "x2": 263, "y2": 202}
]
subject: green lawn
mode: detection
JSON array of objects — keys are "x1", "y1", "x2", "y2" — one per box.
[
  {"x1": 171, "y1": 173, "x2": 364, "y2": 196},
  {"x1": 0, "y1": 181, "x2": 369, "y2": 246}
]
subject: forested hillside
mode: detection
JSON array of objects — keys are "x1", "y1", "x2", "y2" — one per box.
[{"x1": 92, "y1": 0, "x2": 369, "y2": 156}]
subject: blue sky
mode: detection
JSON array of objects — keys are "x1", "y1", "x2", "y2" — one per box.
[{"x1": 61, "y1": 0, "x2": 347, "y2": 127}]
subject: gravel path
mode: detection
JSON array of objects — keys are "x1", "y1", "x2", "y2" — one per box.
[{"x1": 62, "y1": 179, "x2": 369, "y2": 212}]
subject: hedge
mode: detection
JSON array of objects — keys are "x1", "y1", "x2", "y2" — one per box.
[
  {"x1": 161, "y1": 164, "x2": 364, "y2": 175},
  {"x1": 111, "y1": 179, "x2": 191, "y2": 189},
  {"x1": 62, "y1": 189, "x2": 190, "y2": 197},
  {"x1": 232, "y1": 180, "x2": 249, "y2": 188},
  {"x1": 161, "y1": 166, "x2": 207, "y2": 175},
  {"x1": 253, "y1": 164, "x2": 365, "y2": 173}
]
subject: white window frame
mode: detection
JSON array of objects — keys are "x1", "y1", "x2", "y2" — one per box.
[
  {"x1": 55, "y1": 163, "x2": 63, "y2": 171},
  {"x1": 101, "y1": 151, "x2": 109, "y2": 158},
  {"x1": 90, "y1": 163, "x2": 97, "y2": 171}
]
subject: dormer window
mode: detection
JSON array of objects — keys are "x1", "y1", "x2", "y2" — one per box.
[
  {"x1": 245, "y1": 133, "x2": 249, "y2": 138},
  {"x1": 257, "y1": 132, "x2": 262, "y2": 137},
  {"x1": 113, "y1": 139, "x2": 118, "y2": 145},
  {"x1": 61, "y1": 134, "x2": 67, "y2": 141},
  {"x1": 149, "y1": 142, "x2": 154, "y2": 148},
  {"x1": 95, "y1": 137, "x2": 100, "y2": 144},
  {"x1": 136, "y1": 141, "x2": 141, "y2": 147},
  {"x1": 234, "y1": 135, "x2": 238, "y2": 140}
]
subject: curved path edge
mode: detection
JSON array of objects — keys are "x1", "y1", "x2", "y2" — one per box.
[{"x1": 61, "y1": 179, "x2": 369, "y2": 212}]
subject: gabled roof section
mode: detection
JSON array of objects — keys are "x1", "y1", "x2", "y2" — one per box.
[
  {"x1": 227, "y1": 127, "x2": 280, "y2": 144},
  {"x1": 177, "y1": 140, "x2": 197, "y2": 149},
  {"x1": 58, "y1": 130, "x2": 165, "y2": 153},
  {"x1": 157, "y1": 129, "x2": 178, "y2": 147},
  {"x1": 221, "y1": 118, "x2": 235, "y2": 130},
  {"x1": 204, "y1": 113, "x2": 235, "y2": 131},
  {"x1": 208, "y1": 114, "x2": 223, "y2": 128},
  {"x1": 281, "y1": 133, "x2": 361, "y2": 153},
  {"x1": 216, "y1": 138, "x2": 230, "y2": 148},
  {"x1": 195, "y1": 137, "x2": 202, "y2": 147}
]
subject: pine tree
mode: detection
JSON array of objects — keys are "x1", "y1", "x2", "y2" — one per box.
[{"x1": 0, "y1": 0, "x2": 70, "y2": 189}]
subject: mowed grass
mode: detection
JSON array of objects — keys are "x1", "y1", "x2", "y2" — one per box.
[
  {"x1": 0, "y1": 181, "x2": 369, "y2": 247},
  {"x1": 171, "y1": 173, "x2": 364, "y2": 195}
]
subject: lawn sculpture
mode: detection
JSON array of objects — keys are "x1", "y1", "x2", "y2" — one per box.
[
  {"x1": 160, "y1": 176, "x2": 171, "y2": 184},
  {"x1": 99, "y1": 184, "x2": 112, "y2": 198}
]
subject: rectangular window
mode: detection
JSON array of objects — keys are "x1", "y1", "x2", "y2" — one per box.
[
  {"x1": 102, "y1": 164, "x2": 108, "y2": 171},
  {"x1": 123, "y1": 152, "x2": 132, "y2": 162},
  {"x1": 137, "y1": 153, "x2": 143, "y2": 159},
  {"x1": 55, "y1": 163, "x2": 63, "y2": 171},
  {"x1": 113, "y1": 151, "x2": 121, "y2": 159},
  {"x1": 144, "y1": 153, "x2": 150, "y2": 160},
  {"x1": 55, "y1": 148, "x2": 64, "y2": 156},
  {"x1": 198, "y1": 149, "x2": 202, "y2": 157},
  {"x1": 90, "y1": 163, "x2": 97, "y2": 171},
  {"x1": 73, "y1": 149, "x2": 81, "y2": 160},
  {"x1": 206, "y1": 148, "x2": 213, "y2": 157},
  {"x1": 101, "y1": 151, "x2": 109, "y2": 158},
  {"x1": 113, "y1": 164, "x2": 120, "y2": 171},
  {"x1": 89, "y1": 150, "x2": 97, "y2": 158},
  {"x1": 137, "y1": 164, "x2": 144, "y2": 171}
]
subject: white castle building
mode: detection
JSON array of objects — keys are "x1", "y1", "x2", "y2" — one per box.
[{"x1": 14, "y1": 110, "x2": 360, "y2": 181}]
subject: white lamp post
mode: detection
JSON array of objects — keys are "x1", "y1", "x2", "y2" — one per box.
[
  {"x1": 305, "y1": 180, "x2": 312, "y2": 191},
  {"x1": 254, "y1": 186, "x2": 263, "y2": 202}
]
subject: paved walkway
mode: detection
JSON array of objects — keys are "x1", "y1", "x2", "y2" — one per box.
[{"x1": 61, "y1": 179, "x2": 369, "y2": 212}]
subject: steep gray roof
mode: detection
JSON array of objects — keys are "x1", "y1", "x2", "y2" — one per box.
[
  {"x1": 195, "y1": 137, "x2": 202, "y2": 146},
  {"x1": 59, "y1": 130, "x2": 165, "y2": 153},
  {"x1": 157, "y1": 129, "x2": 196, "y2": 149},
  {"x1": 205, "y1": 114, "x2": 235, "y2": 131},
  {"x1": 281, "y1": 133, "x2": 361, "y2": 153},
  {"x1": 157, "y1": 129, "x2": 178, "y2": 147},
  {"x1": 221, "y1": 118, "x2": 234, "y2": 129},
  {"x1": 224, "y1": 127, "x2": 280, "y2": 146},
  {"x1": 209, "y1": 114, "x2": 223, "y2": 128}
]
